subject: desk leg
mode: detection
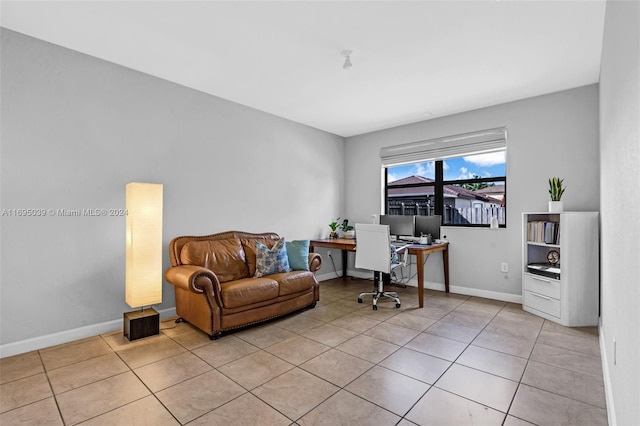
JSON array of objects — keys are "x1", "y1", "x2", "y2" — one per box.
[
  {"x1": 443, "y1": 248, "x2": 450, "y2": 293},
  {"x1": 416, "y1": 252, "x2": 424, "y2": 308},
  {"x1": 342, "y1": 250, "x2": 348, "y2": 279}
]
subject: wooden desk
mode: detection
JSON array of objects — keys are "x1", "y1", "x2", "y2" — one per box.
[{"x1": 309, "y1": 238, "x2": 449, "y2": 308}]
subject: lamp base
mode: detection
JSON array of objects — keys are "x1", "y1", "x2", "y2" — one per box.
[{"x1": 124, "y1": 307, "x2": 159, "y2": 341}]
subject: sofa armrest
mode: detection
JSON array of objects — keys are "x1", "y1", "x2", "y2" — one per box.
[
  {"x1": 165, "y1": 265, "x2": 221, "y2": 298},
  {"x1": 308, "y1": 253, "x2": 322, "y2": 272}
]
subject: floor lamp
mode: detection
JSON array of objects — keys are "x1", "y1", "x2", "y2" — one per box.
[{"x1": 124, "y1": 182, "x2": 163, "y2": 341}]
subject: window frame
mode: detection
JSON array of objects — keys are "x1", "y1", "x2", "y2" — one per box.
[{"x1": 384, "y1": 160, "x2": 507, "y2": 228}]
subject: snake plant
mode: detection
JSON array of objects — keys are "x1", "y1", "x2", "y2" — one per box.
[{"x1": 548, "y1": 177, "x2": 566, "y2": 201}]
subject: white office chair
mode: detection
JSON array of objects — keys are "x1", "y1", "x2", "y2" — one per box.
[{"x1": 355, "y1": 223, "x2": 409, "y2": 310}]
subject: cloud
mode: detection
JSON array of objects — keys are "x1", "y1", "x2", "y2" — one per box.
[
  {"x1": 414, "y1": 161, "x2": 435, "y2": 177},
  {"x1": 463, "y1": 151, "x2": 506, "y2": 167},
  {"x1": 457, "y1": 166, "x2": 474, "y2": 179},
  {"x1": 388, "y1": 173, "x2": 400, "y2": 182}
]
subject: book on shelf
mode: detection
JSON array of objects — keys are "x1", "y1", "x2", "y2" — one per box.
[{"x1": 527, "y1": 220, "x2": 560, "y2": 245}]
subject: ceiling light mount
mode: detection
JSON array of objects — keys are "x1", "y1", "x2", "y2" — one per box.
[{"x1": 341, "y1": 50, "x2": 353, "y2": 70}]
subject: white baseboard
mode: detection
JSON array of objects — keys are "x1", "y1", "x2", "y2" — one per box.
[
  {"x1": 443, "y1": 283, "x2": 523, "y2": 304},
  {"x1": 599, "y1": 320, "x2": 616, "y2": 426},
  {"x1": 317, "y1": 270, "x2": 523, "y2": 304},
  {"x1": 0, "y1": 307, "x2": 177, "y2": 359},
  {"x1": 316, "y1": 271, "x2": 344, "y2": 282}
]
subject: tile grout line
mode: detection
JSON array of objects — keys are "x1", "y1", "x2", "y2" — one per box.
[
  {"x1": 507, "y1": 319, "x2": 609, "y2": 414},
  {"x1": 185, "y1": 289, "x2": 604, "y2": 423},
  {"x1": 406, "y1": 300, "x2": 514, "y2": 423},
  {"x1": 35, "y1": 349, "x2": 67, "y2": 425},
  {"x1": 498, "y1": 314, "x2": 545, "y2": 425},
  {"x1": 0, "y1": 279, "x2": 607, "y2": 425},
  {"x1": 290, "y1": 288, "x2": 495, "y2": 423}
]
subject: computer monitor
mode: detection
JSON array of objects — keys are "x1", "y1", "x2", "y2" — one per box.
[
  {"x1": 379, "y1": 215, "x2": 415, "y2": 238},
  {"x1": 415, "y1": 215, "x2": 441, "y2": 240}
]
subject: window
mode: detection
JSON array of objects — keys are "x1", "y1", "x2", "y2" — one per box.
[{"x1": 381, "y1": 128, "x2": 507, "y2": 227}]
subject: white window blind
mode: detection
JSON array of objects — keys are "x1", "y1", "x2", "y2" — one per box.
[{"x1": 380, "y1": 127, "x2": 507, "y2": 167}]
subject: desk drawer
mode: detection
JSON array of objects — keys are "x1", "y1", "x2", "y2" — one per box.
[
  {"x1": 524, "y1": 290, "x2": 560, "y2": 318},
  {"x1": 523, "y1": 274, "x2": 560, "y2": 299}
]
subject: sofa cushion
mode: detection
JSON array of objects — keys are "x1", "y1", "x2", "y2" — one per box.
[
  {"x1": 241, "y1": 237, "x2": 279, "y2": 277},
  {"x1": 285, "y1": 240, "x2": 310, "y2": 271},
  {"x1": 390, "y1": 244, "x2": 399, "y2": 264},
  {"x1": 269, "y1": 271, "x2": 315, "y2": 297},
  {"x1": 254, "y1": 239, "x2": 291, "y2": 278},
  {"x1": 220, "y1": 277, "x2": 279, "y2": 308},
  {"x1": 180, "y1": 238, "x2": 249, "y2": 283}
]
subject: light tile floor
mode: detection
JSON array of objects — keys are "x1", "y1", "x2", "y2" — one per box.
[{"x1": 0, "y1": 278, "x2": 608, "y2": 425}]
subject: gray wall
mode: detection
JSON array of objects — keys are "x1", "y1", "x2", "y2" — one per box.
[
  {"x1": 599, "y1": 0, "x2": 640, "y2": 424},
  {"x1": 343, "y1": 85, "x2": 600, "y2": 300},
  {"x1": 0, "y1": 29, "x2": 345, "y2": 354}
]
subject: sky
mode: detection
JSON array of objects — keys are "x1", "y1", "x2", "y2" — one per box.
[{"x1": 387, "y1": 151, "x2": 506, "y2": 182}]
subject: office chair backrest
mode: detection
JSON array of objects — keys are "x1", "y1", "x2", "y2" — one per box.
[{"x1": 355, "y1": 223, "x2": 392, "y2": 274}]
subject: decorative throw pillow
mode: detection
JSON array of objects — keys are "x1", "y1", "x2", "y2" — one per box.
[
  {"x1": 285, "y1": 240, "x2": 310, "y2": 271},
  {"x1": 254, "y1": 238, "x2": 291, "y2": 277},
  {"x1": 241, "y1": 237, "x2": 278, "y2": 277},
  {"x1": 390, "y1": 244, "x2": 399, "y2": 264}
]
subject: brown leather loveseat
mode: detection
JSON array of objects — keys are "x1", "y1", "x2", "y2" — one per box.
[{"x1": 165, "y1": 231, "x2": 321, "y2": 339}]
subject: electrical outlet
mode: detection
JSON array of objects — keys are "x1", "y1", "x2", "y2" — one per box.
[{"x1": 500, "y1": 262, "x2": 509, "y2": 273}]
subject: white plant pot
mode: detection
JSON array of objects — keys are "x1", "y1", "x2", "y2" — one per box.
[
  {"x1": 549, "y1": 201, "x2": 564, "y2": 213},
  {"x1": 343, "y1": 230, "x2": 356, "y2": 239}
]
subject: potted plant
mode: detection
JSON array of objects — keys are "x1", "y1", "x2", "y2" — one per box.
[
  {"x1": 328, "y1": 218, "x2": 340, "y2": 239},
  {"x1": 339, "y1": 219, "x2": 356, "y2": 239},
  {"x1": 548, "y1": 177, "x2": 565, "y2": 212}
]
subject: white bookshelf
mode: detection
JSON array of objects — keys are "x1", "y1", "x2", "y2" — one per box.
[{"x1": 522, "y1": 212, "x2": 599, "y2": 326}]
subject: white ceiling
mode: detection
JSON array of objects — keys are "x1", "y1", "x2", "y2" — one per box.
[{"x1": 1, "y1": 1, "x2": 607, "y2": 137}]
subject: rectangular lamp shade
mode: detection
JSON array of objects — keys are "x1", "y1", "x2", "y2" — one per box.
[{"x1": 125, "y1": 182, "x2": 163, "y2": 308}]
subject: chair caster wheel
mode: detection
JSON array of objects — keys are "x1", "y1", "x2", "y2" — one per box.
[
  {"x1": 357, "y1": 298, "x2": 363, "y2": 303},
  {"x1": 396, "y1": 303, "x2": 401, "y2": 308},
  {"x1": 373, "y1": 305, "x2": 378, "y2": 311}
]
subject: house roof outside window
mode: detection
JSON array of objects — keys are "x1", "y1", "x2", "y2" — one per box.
[{"x1": 388, "y1": 175, "x2": 502, "y2": 204}]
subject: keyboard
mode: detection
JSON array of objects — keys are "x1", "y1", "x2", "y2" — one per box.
[
  {"x1": 391, "y1": 240, "x2": 409, "y2": 245},
  {"x1": 392, "y1": 236, "x2": 437, "y2": 246},
  {"x1": 391, "y1": 239, "x2": 414, "y2": 245},
  {"x1": 391, "y1": 236, "x2": 420, "y2": 244}
]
